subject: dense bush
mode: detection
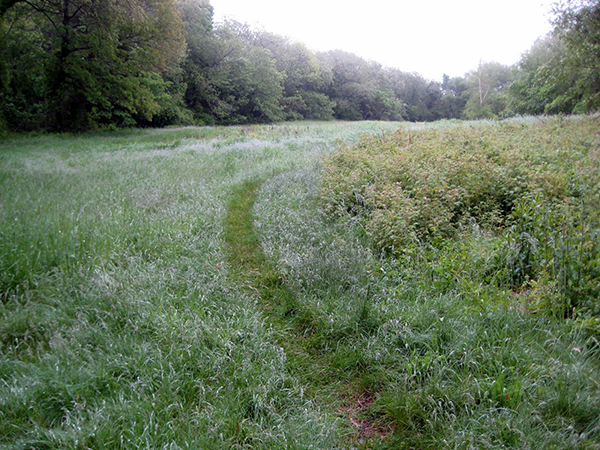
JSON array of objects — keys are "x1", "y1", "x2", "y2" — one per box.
[{"x1": 321, "y1": 116, "x2": 600, "y2": 321}]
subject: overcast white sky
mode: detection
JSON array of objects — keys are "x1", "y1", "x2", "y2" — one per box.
[{"x1": 209, "y1": 0, "x2": 556, "y2": 82}]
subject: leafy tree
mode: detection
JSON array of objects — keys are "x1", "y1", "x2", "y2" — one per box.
[
  {"x1": 318, "y1": 50, "x2": 404, "y2": 121},
  {"x1": 386, "y1": 70, "x2": 441, "y2": 121},
  {"x1": 552, "y1": 0, "x2": 600, "y2": 112},
  {"x1": 225, "y1": 45, "x2": 285, "y2": 123},
  {"x1": 507, "y1": 35, "x2": 571, "y2": 115},
  {"x1": 180, "y1": 18, "x2": 288, "y2": 125},
  {"x1": 318, "y1": 50, "x2": 372, "y2": 120},
  {"x1": 0, "y1": 3, "x2": 48, "y2": 131},
  {"x1": 1, "y1": 0, "x2": 185, "y2": 131},
  {"x1": 253, "y1": 31, "x2": 334, "y2": 120},
  {"x1": 509, "y1": 1, "x2": 600, "y2": 115},
  {"x1": 365, "y1": 87, "x2": 404, "y2": 121},
  {"x1": 176, "y1": 0, "x2": 217, "y2": 124},
  {"x1": 202, "y1": 21, "x2": 285, "y2": 124},
  {"x1": 464, "y1": 61, "x2": 514, "y2": 119},
  {"x1": 439, "y1": 74, "x2": 469, "y2": 119}
]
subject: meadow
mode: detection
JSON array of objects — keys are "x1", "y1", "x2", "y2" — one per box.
[{"x1": 1, "y1": 118, "x2": 599, "y2": 449}]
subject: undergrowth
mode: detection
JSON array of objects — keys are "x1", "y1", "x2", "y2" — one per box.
[
  {"x1": 321, "y1": 115, "x2": 600, "y2": 324},
  {"x1": 1, "y1": 118, "x2": 599, "y2": 449},
  {"x1": 259, "y1": 150, "x2": 600, "y2": 448}
]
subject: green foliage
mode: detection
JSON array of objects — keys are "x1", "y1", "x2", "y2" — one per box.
[
  {"x1": 464, "y1": 62, "x2": 514, "y2": 119},
  {"x1": 1, "y1": 122, "x2": 386, "y2": 449},
  {"x1": 321, "y1": 121, "x2": 529, "y2": 250},
  {"x1": 320, "y1": 116, "x2": 600, "y2": 323},
  {"x1": 553, "y1": 0, "x2": 600, "y2": 112},
  {"x1": 385, "y1": 70, "x2": 445, "y2": 122},
  {"x1": 257, "y1": 144, "x2": 600, "y2": 448},
  {"x1": 1, "y1": 0, "x2": 185, "y2": 131},
  {"x1": 494, "y1": 197, "x2": 600, "y2": 319},
  {"x1": 253, "y1": 32, "x2": 336, "y2": 121},
  {"x1": 508, "y1": 1, "x2": 600, "y2": 116},
  {"x1": 2, "y1": 120, "x2": 600, "y2": 448},
  {"x1": 507, "y1": 35, "x2": 572, "y2": 115},
  {"x1": 318, "y1": 51, "x2": 407, "y2": 121},
  {"x1": 183, "y1": 20, "x2": 286, "y2": 124},
  {"x1": 2, "y1": 0, "x2": 600, "y2": 131},
  {"x1": 440, "y1": 74, "x2": 469, "y2": 119},
  {"x1": 0, "y1": 5, "x2": 48, "y2": 131}
]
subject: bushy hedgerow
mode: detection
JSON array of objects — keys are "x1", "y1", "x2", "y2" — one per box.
[
  {"x1": 321, "y1": 117, "x2": 596, "y2": 249},
  {"x1": 320, "y1": 116, "x2": 600, "y2": 321}
]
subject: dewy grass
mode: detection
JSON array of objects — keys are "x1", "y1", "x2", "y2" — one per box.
[
  {"x1": 225, "y1": 173, "x2": 395, "y2": 446},
  {"x1": 1, "y1": 121, "x2": 398, "y2": 449},
  {"x1": 256, "y1": 163, "x2": 600, "y2": 449},
  {"x1": 1, "y1": 118, "x2": 599, "y2": 449},
  {"x1": 0, "y1": 124, "x2": 345, "y2": 449},
  {"x1": 224, "y1": 178, "x2": 336, "y2": 385}
]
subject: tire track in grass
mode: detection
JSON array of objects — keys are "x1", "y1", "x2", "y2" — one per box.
[
  {"x1": 224, "y1": 177, "x2": 392, "y2": 448},
  {"x1": 224, "y1": 178, "x2": 320, "y2": 370}
]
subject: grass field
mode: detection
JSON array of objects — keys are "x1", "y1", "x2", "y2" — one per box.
[{"x1": 1, "y1": 118, "x2": 599, "y2": 449}]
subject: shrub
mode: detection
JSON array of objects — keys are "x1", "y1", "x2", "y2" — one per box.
[
  {"x1": 320, "y1": 116, "x2": 600, "y2": 319},
  {"x1": 321, "y1": 123, "x2": 530, "y2": 250}
]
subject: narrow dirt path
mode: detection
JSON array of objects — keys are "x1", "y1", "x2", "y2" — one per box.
[
  {"x1": 224, "y1": 178, "x2": 321, "y2": 375},
  {"x1": 223, "y1": 178, "x2": 393, "y2": 448}
]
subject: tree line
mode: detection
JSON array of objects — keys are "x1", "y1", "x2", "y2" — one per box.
[{"x1": 0, "y1": 0, "x2": 598, "y2": 132}]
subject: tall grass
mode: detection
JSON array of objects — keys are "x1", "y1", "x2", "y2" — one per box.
[
  {"x1": 2, "y1": 118, "x2": 599, "y2": 449},
  {"x1": 257, "y1": 116, "x2": 600, "y2": 448},
  {"x1": 321, "y1": 115, "x2": 600, "y2": 323},
  {"x1": 0, "y1": 122, "x2": 399, "y2": 449},
  {"x1": 256, "y1": 162, "x2": 600, "y2": 449}
]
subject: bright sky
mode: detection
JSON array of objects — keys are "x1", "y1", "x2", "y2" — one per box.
[{"x1": 209, "y1": 0, "x2": 556, "y2": 82}]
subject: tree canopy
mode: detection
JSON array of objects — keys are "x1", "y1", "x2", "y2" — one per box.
[{"x1": 1, "y1": 0, "x2": 598, "y2": 132}]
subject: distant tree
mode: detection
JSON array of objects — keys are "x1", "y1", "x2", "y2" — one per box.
[
  {"x1": 552, "y1": 0, "x2": 600, "y2": 112},
  {"x1": 318, "y1": 50, "x2": 404, "y2": 121},
  {"x1": 196, "y1": 21, "x2": 285, "y2": 124},
  {"x1": 0, "y1": 3, "x2": 48, "y2": 131},
  {"x1": 252, "y1": 31, "x2": 334, "y2": 120},
  {"x1": 439, "y1": 74, "x2": 469, "y2": 119},
  {"x1": 424, "y1": 81, "x2": 444, "y2": 120},
  {"x1": 464, "y1": 61, "x2": 514, "y2": 119},
  {"x1": 318, "y1": 50, "x2": 372, "y2": 120},
  {"x1": 386, "y1": 70, "x2": 441, "y2": 121},
  {"x1": 507, "y1": 35, "x2": 571, "y2": 115},
  {"x1": 176, "y1": 0, "x2": 218, "y2": 124},
  {"x1": 507, "y1": 0, "x2": 600, "y2": 116}
]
